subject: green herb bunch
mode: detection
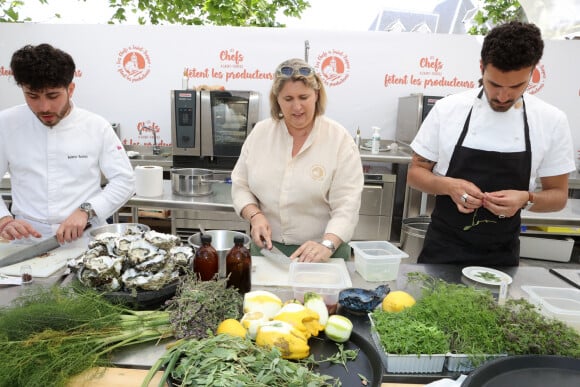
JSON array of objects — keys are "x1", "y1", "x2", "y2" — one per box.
[
  {"x1": 143, "y1": 334, "x2": 339, "y2": 387},
  {"x1": 496, "y1": 298, "x2": 580, "y2": 357},
  {"x1": 0, "y1": 285, "x2": 172, "y2": 387},
  {"x1": 372, "y1": 272, "x2": 580, "y2": 360},
  {"x1": 166, "y1": 271, "x2": 243, "y2": 339},
  {"x1": 371, "y1": 311, "x2": 450, "y2": 355}
]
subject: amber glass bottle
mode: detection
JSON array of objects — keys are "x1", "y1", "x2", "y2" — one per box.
[
  {"x1": 193, "y1": 234, "x2": 219, "y2": 281},
  {"x1": 226, "y1": 235, "x2": 252, "y2": 295}
]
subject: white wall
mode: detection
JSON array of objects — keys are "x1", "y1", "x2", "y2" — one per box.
[{"x1": 0, "y1": 23, "x2": 579, "y2": 154}]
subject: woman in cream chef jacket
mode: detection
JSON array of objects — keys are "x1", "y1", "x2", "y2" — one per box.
[
  {"x1": 0, "y1": 44, "x2": 135, "y2": 244},
  {"x1": 231, "y1": 58, "x2": 364, "y2": 262}
]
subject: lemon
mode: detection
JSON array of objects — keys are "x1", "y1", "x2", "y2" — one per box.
[
  {"x1": 382, "y1": 290, "x2": 416, "y2": 312},
  {"x1": 216, "y1": 318, "x2": 247, "y2": 338}
]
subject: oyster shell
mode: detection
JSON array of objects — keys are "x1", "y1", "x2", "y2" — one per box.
[
  {"x1": 144, "y1": 230, "x2": 180, "y2": 250},
  {"x1": 169, "y1": 246, "x2": 194, "y2": 267},
  {"x1": 127, "y1": 239, "x2": 158, "y2": 264},
  {"x1": 115, "y1": 234, "x2": 141, "y2": 256},
  {"x1": 71, "y1": 229, "x2": 189, "y2": 293},
  {"x1": 135, "y1": 252, "x2": 170, "y2": 272},
  {"x1": 122, "y1": 269, "x2": 179, "y2": 291}
]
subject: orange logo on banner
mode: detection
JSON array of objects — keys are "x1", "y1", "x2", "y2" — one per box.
[
  {"x1": 526, "y1": 64, "x2": 545, "y2": 95},
  {"x1": 315, "y1": 50, "x2": 350, "y2": 87},
  {"x1": 116, "y1": 46, "x2": 151, "y2": 82}
]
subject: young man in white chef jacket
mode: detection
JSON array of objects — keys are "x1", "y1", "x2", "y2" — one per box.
[{"x1": 0, "y1": 43, "x2": 135, "y2": 244}]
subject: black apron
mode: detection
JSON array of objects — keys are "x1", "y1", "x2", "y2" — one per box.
[{"x1": 418, "y1": 89, "x2": 531, "y2": 266}]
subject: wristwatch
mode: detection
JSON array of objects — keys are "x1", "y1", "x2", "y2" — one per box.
[
  {"x1": 79, "y1": 202, "x2": 96, "y2": 220},
  {"x1": 321, "y1": 239, "x2": 336, "y2": 253}
]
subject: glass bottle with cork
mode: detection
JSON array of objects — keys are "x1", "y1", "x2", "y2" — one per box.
[
  {"x1": 226, "y1": 235, "x2": 252, "y2": 295},
  {"x1": 193, "y1": 234, "x2": 219, "y2": 281}
]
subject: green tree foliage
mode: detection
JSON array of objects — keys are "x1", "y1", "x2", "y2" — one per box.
[
  {"x1": 0, "y1": 0, "x2": 310, "y2": 26},
  {"x1": 467, "y1": 0, "x2": 527, "y2": 35}
]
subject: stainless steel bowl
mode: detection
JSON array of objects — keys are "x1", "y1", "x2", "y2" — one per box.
[
  {"x1": 188, "y1": 230, "x2": 251, "y2": 278},
  {"x1": 89, "y1": 223, "x2": 151, "y2": 239},
  {"x1": 171, "y1": 168, "x2": 214, "y2": 197}
]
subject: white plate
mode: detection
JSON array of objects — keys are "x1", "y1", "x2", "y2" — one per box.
[{"x1": 462, "y1": 266, "x2": 512, "y2": 286}]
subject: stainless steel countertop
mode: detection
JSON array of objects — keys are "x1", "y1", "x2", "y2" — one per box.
[{"x1": 127, "y1": 180, "x2": 235, "y2": 212}]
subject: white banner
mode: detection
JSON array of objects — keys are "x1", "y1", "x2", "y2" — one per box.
[{"x1": 1, "y1": 23, "x2": 579, "y2": 153}]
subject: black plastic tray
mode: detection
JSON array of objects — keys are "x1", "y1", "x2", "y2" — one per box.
[
  {"x1": 309, "y1": 330, "x2": 383, "y2": 387},
  {"x1": 461, "y1": 355, "x2": 580, "y2": 387}
]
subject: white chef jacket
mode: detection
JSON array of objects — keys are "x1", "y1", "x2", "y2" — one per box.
[
  {"x1": 0, "y1": 103, "x2": 135, "y2": 237},
  {"x1": 411, "y1": 88, "x2": 576, "y2": 191},
  {"x1": 231, "y1": 115, "x2": 364, "y2": 244}
]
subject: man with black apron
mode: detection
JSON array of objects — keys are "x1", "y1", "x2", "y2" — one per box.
[{"x1": 407, "y1": 22, "x2": 575, "y2": 266}]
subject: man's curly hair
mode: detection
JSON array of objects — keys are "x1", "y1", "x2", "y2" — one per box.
[
  {"x1": 10, "y1": 43, "x2": 75, "y2": 91},
  {"x1": 481, "y1": 21, "x2": 544, "y2": 71}
]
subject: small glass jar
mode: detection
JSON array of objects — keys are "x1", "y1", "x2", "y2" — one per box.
[{"x1": 20, "y1": 264, "x2": 33, "y2": 284}]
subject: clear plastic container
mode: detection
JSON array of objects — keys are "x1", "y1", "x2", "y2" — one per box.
[
  {"x1": 288, "y1": 262, "x2": 350, "y2": 311},
  {"x1": 522, "y1": 286, "x2": 580, "y2": 332},
  {"x1": 350, "y1": 241, "x2": 409, "y2": 281}
]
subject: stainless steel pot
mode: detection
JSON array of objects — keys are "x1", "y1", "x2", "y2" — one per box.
[
  {"x1": 400, "y1": 216, "x2": 430, "y2": 264},
  {"x1": 171, "y1": 168, "x2": 214, "y2": 196}
]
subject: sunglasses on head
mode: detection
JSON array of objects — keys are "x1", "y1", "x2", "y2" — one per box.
[{"x1": 277, "y1": 65, "x2": 314, "y2": 78}]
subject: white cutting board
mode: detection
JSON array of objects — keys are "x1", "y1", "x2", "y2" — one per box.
[
  {"x1": 251, "y1": 257, "x2": 352, "y2": 287},
  {"x1": 0, "y1": 239, "x2": 87, "y2": 278}
]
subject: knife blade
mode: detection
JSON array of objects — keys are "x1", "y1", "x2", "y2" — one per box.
[
  {"x1": 0, "y1": 236, "x2": 60, "y2": 268},
  {"x1": 260, "y1": 245, "x2": 292, "y2": 267}
]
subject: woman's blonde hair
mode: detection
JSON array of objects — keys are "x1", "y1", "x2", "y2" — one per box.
[{"x1": 269, "y1": 58, "x2": 327, "y2": 120}]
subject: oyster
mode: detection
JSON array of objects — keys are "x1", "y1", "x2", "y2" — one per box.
[
  {"x1": 115, "y1": 234, "x2": 141, "y2": 256},
  {"x1": 79, "y1": 266, "x2": 122, "y2": 291},
  {"x1": 122, "y1": 269, "x2": 179, "y2": 291},
  {"x1": 84, "y1": 255, "x2": 123, "y2": 276},
  {"x1": 169, "y1": 246, "x2": 194, "y2": 267},
  {"x1": 135, "y1": 252, "x2": 170, "y2": 272},
  {"x1": 127, "y1": 239, "x2": 158, "y2": 264},
  {"x1": 71, "y1": 229, "x2": 186, "y2": 294},
  {"x1": 144, "y1": 230, "x2": 180, "y2": 250}
]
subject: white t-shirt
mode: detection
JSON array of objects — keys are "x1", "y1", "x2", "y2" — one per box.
[
  {"x1": 231, "y1": 115, "x2": 364, "y2": 244},
  {"x1": 411, "y1": 88, "x2": 576, "y2": 190}
]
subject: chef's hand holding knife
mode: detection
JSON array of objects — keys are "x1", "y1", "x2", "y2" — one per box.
[
  {"x1": 0, "y1": 208, "x2": 90, "y2": 244},
  {"x1": 245, "y1": 204, "x2": 335, "y2": 263},
  {"x1": 54, "y1": 208, "x2": 92, "y2": 244}
]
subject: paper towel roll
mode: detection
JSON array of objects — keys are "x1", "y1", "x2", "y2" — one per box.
[{"x1": 135, "y1": 165, "x2": 163, "y2": 197}]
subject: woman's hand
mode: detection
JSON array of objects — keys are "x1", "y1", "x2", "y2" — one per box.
[
  {"x1": 250, "y1": 212, "x2": 272, "y2": 249},
  {"x1": 291, "y1": 241, "x2": 333, "y2": 263}
]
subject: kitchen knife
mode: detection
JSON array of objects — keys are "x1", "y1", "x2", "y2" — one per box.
[
  {"x1": 260, "y1": 245, "x2": 292, "y2": 267},
  {"x1": 0, "y1": 236, "x2": 60, "y2": 268}
]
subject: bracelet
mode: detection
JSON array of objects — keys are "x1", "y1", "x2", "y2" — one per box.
[
  {"x1": 249, "y1": 210, "x2": 263, "y2": 221},
  {"x1": 528, "y1": 191, "x2": 535, "y2": 203},
  {"x1": 0, "y1": 218, "x2": 15, "y2": 234}
]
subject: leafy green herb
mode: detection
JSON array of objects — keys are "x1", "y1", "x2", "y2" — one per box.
[
  {"x1": 463, "y1": 208, "x2": 497, "y2": 231},
  {"x1": 475, "y1": 271, "x2": 501, "y2": 282},
  {"x1": 142, "y1": 334, "x2": 339, "y2": 387},
  {"x1": 358, "y1": 373, "x2": 369, "y2": 386},
  {"x1": 0, "y1": 285, "x2": 172, "y2": 387},
  {"x1": 302, "y1": 342, "x2": 359, "y2": 371},
  {"x1": 166, "y1": 271, "x2": 243, "y2": 339},
  {"x1": 378, "y1": 272, "x2": 580, "y2": 361}
]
